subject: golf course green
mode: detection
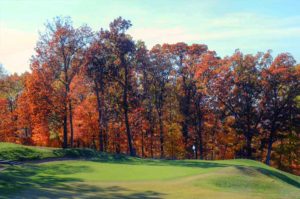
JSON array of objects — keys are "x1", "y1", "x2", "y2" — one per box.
[{"x1": 0, "y1": 143, "x2": 299, "y2": 199}]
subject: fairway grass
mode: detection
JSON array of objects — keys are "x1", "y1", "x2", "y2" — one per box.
[
  {"x1": 0, "y1": 158, "x2": 299, "y2": 199},
  {"x1": 0, "y1": 143, "x2": 299, "y2": 198}
]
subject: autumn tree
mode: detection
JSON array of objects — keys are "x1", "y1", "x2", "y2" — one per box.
[
  {"x1": 85, "y1": 30, "x2": 112, "y2": 152},
  {"x1": 33, "y1": 16, "x2": 91, "y2": 148},
  {"x1": 162, "y1": 43, "x2": 208, "y2": 157},
  {"x1": 135, "y1": 41, "x2": 155, "y2": 157},
  {"x1": 210, "y1": 51, "x2": 267, "y2": 158},
  {"x1": 193, "y1": 50, "x2": 219, "y2": 159},
  {"x1": 102, "y1": 17, "x2": 136, "y2": 156},
  {"x1": 262, "y1": 53, "x2": 300, "y2": 165},
  {"x1": 0, "y1": 72, "x2": 24, "y2": 142},
  {"x1": 149, "y1": 44, "x2": 173, "y2": 158}
]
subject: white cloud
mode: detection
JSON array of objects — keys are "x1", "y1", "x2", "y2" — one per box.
[
  {"x1": 129, "y1": 27, "x2": 200, "y2": 47},
  {"x1": 1, "y1": 12, "x2": 299, "y2": 74},
  {"x1": 130, "y1": 13, "x2": 300, "y2": 54},
  {"x1": 204, "y1": 13, "x2": 300, "y2": 39},
  {"x1": 0, "y1": 24, "x2": 37, "y2": 74},
  {"x1": 209, "y1": 13, "x2": 300, "y2": 28}
]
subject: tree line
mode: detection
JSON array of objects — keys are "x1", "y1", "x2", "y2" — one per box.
[{"x1": 0, "y1": 17, "x2": 299, "y2": 174}]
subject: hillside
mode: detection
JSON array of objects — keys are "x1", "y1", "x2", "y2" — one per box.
[{"x1": 0, "y1": 143, "x2": 299, "y2": 199}]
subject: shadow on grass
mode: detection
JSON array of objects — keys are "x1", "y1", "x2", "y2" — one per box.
[
  {"x1": 0, "y1": 163, "x2": 164, "y2": 199},
  {"x1": 53, "y1": 148, "x2": 100, "y2": 159},
  {"x1": 3, "y1": 184, "x2": 164, "y2": 199},
  {"x1": 166, "y1": 160, "x2": 300, "y2": 189},
  {"x1": 90, "y1": 153, "x2": 230, "y2": 169},
  {"x1": 254, "y1": 167, "x2": 300, "y2": 189},
  {"x1": 0, "y1": 148, "x2": 45, "y2": 161},
  {"x1": 232, "y1": 165, "x2": 300, "y2": 189}
]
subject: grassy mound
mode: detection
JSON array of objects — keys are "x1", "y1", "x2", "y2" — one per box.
[
  {"x1": 0, "y1": 142, "x2": 103, "y2": 161},
  {"x1": 0, "y1": 142, "x2": 55, "y2": 161}
]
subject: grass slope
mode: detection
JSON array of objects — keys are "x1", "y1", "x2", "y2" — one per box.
[
  {"x1": 0, "y1": 143, "x2": 299, "y2": 199},
  {"x1": 0, "y1": 142, "x2": 100, "y2": 161}
]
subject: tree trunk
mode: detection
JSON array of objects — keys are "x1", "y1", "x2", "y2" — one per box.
[
  {"x1": 148, "y1": 102, "x2": 154, "y2": 158},
  {"x1": 246, "y1": 134, "x2": 252, "y2": 159},
  {"x1": 181, "y1": 76, "x2": 191, "y2": 158},
  {"x1": 124, "y1": 86, "x2": 135, "y2": 156},
  {"x1": 182, "y1": 123, "x2": 189, "y2": 155},
  {"x1": 150, "y1": 127, "x2": 154, "y2": 158},
  {"x1": 63, "y1": 103, "x2": 68, "y2": 148},
  {"x1": 195, "y1": 143, "x2": 198, "y2": 159},
  {"x1": 122, "y1": 58, "x2": 135, "y2": 156},
  {"x1": 116, "y1": 129, "x2": 121, "y2": 154},
  {"x1": 223, "y1": 145, "x2": 228, "y2": 159},
  {"x1": 266, "y1": 130, "x2": 275, "y2": 165},
  {"x1": 141, "y1": 130, "x2": 144, "y2": 158},
  {"x1": 195, "y1": 98, "x2": 203, "y2": 160},
  {"x1": 198, "y1": 130, "x2": 203, "y2": 160},
  {"x1": 63, "y1": 68, "x2": 69, "y2": 148},
  {"x1": 104, "y1": 124, "x2": 108, "y2": 151},
  {"x1": 195, "y1": 119, "x2": 204, "y2": 160},
  {"x1": 158, "y1": 110, "x2": 164, "y2": 158},
  {"x1": 69, "y1": 100, "x2": 74, "y2": 148},
  {"x1": 94, "y1": 80, "x2": 104, "y2": 152}
]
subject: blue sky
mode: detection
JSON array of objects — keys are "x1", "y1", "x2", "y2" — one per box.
[{"x1": 1, "y1": 0, "x2": 300, "y2": 74}]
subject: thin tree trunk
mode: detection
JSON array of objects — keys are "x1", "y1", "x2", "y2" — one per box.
[
  {"x1": 246, "y1": 134, "x2": 252, "y2": 159},
  {"x1": 69, "y1": 100, "x2": 74, "y2": 147},
  {"x1": 148, "y1": 103, "x2": 154, "y2": 158},
  {"x1": 158, "y1": 110, "x2": 164, "y2": 158},
  {"x1": 141, "y1": 130, "x2": 144, "y2": 158},
  {"x1": 104, "y1": 122, "x2": 108, "y2": 151},
  {"x1": 122, "y1": 58, "x2": 135, "y2": 156},
  {"x1": 266, "y1": 130, "x2": 275, "y2": 165},
  {"x1": 150, "y1": 127, "x2": 154, "y2": 158},
  {"x1": 196, "y1": 119, "x2": 204, "y2": 160},
  {"x1": 63, "y1": 104, "x2": 68, "y2": 148},
  {"x1": 195, "y1": 141, "x2": 198, "y2": 159},
  {"x1": 63, "y1": 60, "x2": 69, "y2": 149},
  {"x1": 124, "y1": 90, "x2": 134, "y2": 156},
  {"x1": 223, "y1": 145, "x2": 228, "y2": 159},
  {"x1": 182, "y1": 123, "x2": 189, "y2": 156},
  {"x1": 198, "y1": 129, "x2": 203, "y2": 159},
  {"x1": 181, "y1": 76, "x2": 191, "y2": 158},
  {"x1": 171, "y1": 137, "x2": 175, "y2": 160},
  {"x1": 195, "y1": 98, "x2": 203, "y2": 160},
  {"x1": 92, "y1": 135, "x2": 96, "y2": 149},
  {"x1": 116, "y1": 125, "x2": 121, "y2": 154},
  {"x1": 94, "y1": 80, "x2": 104, "y2": 152}
]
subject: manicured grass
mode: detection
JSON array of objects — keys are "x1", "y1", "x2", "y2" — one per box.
[{"x1": 0, "y1": 143, "x2": 299, "y2": 198}]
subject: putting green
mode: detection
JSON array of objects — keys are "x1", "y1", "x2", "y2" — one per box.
[{"x1": 0, "y1": 159, "x2": 299, "y2": 199}]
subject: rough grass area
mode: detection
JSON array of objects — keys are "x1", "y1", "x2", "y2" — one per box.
[
  {"x1": 0, "y1": 142, "x2": 102, "y2": 161},
  {"x1": 0, "y1": 143, "x2": 299, "y2": 199}
]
